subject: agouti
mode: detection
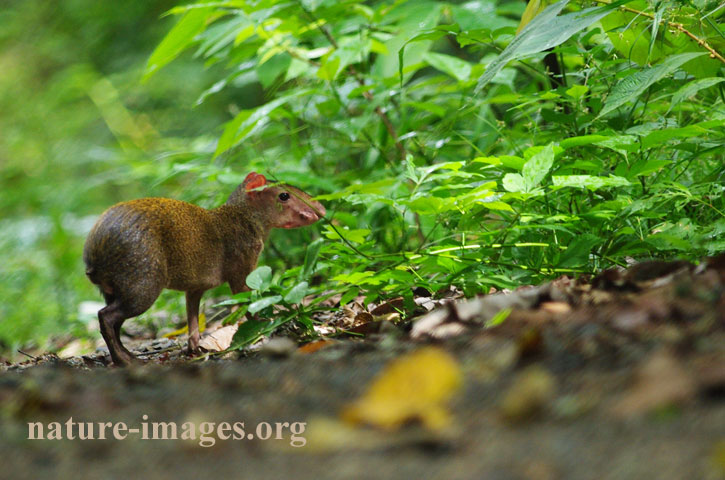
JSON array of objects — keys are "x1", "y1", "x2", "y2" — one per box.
[{"x1": 83, "y1": 172, "x2": 325, "y2": 366}]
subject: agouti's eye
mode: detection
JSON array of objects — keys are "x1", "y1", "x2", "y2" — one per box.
[{"x1": 278, "y1": 192, "x2": 290, "y2": 202}]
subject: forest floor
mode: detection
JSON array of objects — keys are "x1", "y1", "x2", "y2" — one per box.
[{"x1": 1, "y1": 257, "x2": 725, "y2": 480}]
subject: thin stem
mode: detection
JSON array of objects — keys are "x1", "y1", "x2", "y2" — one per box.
[{"x1": 592, "y1": 0, "x2": 725, "y2": 64}]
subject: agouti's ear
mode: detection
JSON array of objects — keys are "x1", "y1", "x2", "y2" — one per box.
[{"x1": 244, "y1": 172, "x2": 267, "y2": 192}]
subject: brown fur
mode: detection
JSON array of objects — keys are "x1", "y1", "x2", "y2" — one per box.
[{"x1": 83, "y1": 173, "x2": 325, "y2": 366}]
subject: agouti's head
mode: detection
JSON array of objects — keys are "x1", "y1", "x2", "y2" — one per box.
[{"x1": 233, "y1": 172, "x2": 326, "y2": 228}]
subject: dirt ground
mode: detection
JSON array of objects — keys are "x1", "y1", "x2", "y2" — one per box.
[{"x1": 1, "y1": 257, "x2": 724, "y2": 480}]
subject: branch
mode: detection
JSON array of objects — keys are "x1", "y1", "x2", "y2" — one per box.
[
  {"x1": 299, "y1": 2, "x2": 407, "y2": 161},
  {"x1": 594, "y1": 0, "x2": 725, "y2": 64}
]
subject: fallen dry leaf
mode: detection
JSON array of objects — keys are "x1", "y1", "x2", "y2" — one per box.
[
  {"x1": 540, "y1": 301, "x2": 571, "y2": 315},
  {"x1": 298, "y1": 339, "x2": 335, "y2": 354},
  {"x1": 197, "y1": 324, "x2": 239, "y2": 352},
  {"x1": 341, "y1": 346, "x2": 462, "y2": 431},
  {"x1": 282, "y1": 415, "x2": 454, "y2": 453},
  {"x1": 369, "y1": 297, "x2": 405, "y2": 316}
]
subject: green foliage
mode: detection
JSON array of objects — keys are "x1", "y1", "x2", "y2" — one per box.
[
  {"x1": 222, "y1": 238, "x2": 325, "y2": 348},
  {"x1": 143, "y1": 0, "x2": 723, "y2": 337},
  {"x1": 0, "y1": 0, "x2": 234, "y2": 355},
  {"x1": 2, "y1": 0, "x2": 724, "y2": 353}
]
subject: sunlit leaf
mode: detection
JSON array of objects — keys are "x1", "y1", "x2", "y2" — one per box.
[
  {"x1": 552, "y1": 175, "x2": 630, "y2": 190},
  {"x1": 248, "y1": 295, "x2": 283, "y2": 314},
  {"x1": 503, "y1": 173, "x2": 526, "y2": 193},
  {"x1": 522, "y1": 143, "x2": 555, "y2": 190},
  {"x1": 144, "y1": 7, "x2": 213, "y2": 81}
]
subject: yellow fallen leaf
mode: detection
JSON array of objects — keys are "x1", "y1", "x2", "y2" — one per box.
[
  {"x1": 341, "y1": 346, "x2": 462, "y2": 431},
  {"x1": 711, "y1": 440, "x2": 725, "y2": 477},
  {"x1": 162, "y1": 312, "x2": 207, "y2": 338}
]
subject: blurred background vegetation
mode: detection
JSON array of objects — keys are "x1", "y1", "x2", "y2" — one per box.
[
  {"x1": 0, "y1": 1, "x2": 242, "y2": 356},
  {"x1": 1, "y1": 0, "x2": 723, "y2": 360}
]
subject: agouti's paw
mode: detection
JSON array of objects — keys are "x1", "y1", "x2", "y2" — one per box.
[
  {"x1": 111, "y1": 352, "x2": 144, "y2": 367},
  {"x1": 188, "y1": 333, "x2": 201, "y2": 355}
]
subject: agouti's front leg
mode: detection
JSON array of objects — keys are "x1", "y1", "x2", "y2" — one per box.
[{"x1": 185, "y1": 290, "x2": 204, "y2": 353}]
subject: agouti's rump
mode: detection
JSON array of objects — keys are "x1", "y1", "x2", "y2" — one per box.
[{"x1": 84, "y1": 198, "x2": 223, "y2": 295}]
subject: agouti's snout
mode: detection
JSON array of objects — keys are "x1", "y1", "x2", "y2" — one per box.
[
  {"x1": 296, "y1": 203, "x2": 325, "y2": 225},
  {"x1": 83, "y1": 172, "x2": 324, "y2": 366}
]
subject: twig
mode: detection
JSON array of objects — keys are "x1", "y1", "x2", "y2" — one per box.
[
  {"x1": 298, "y1": 2, "x2": 406, "y2": 160},
  {"x1": 593, "y1": 0, "x2": 725, "y2": 64},
  {"x1": 17, "y1": 349, "x2": 37, "y2": 360},
  {"x1": 136, "y1": 343, "x2": 183, "y2": 357}
]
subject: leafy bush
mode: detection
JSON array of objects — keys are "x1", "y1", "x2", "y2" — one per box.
[
  {"x1": 2, "y1": 0, "x2": 723, "y2": 353},
  {"x1": 143, "y1": 0, "x2": 724, "y2": 330}
]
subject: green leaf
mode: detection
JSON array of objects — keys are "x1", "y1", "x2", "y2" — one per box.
[
  {"x1": 405, "y1": 155, "x2": 419, "y2": 183},
  {"x1": 196, "y1": 15, "x2": 250, "y2": 58},
  {"x1": 423, "y1": 52, "x2": 472, "y2": 81},
  {"x1": 627, "y1": 160, "x2": 670, "y2": 177},
  {"x1": 246, "y1": 266, "x2": 273, "y2": 292},
  {"x1": 500, "y1": 155, "x2": 527, "y2": 170},
  {"x1": 594, "y1": 135, "x2": 638, "y2": 155},
  {"x1": 389, "y1": 5, "x2": 444, "y2": 83},
  {"x1": 522, "y1": 143, "x2": 555, "y2": 190},
  {"x1": 552, "y1": 175, "x2": 630, "y2": 190},
  {"x1": 284, "y1": 282, "x2": 309, "y2": 304},
  {"x1": 565, "y1": 84, "x2": 588, "y2": 100},
  {"x1": 451, "y1": 1, "x2": 513, "y2": 32},
  {"x1": 332, "y1": 271, "x2": 377, "y2": 285},
  {"x1": 144, "y1": 8, "x2": 213, "y2": 81},
  {"x1": 397, "y1": 28, "x2": 449, "y2": 70},
  {"x1": 670, "y1": 78, "x2": 725, "y2": 111},
  {"x1": 560, "y1": 134, "x2": 610, "y2": 149},
  {"x1": 323, "y1": 225, "x2": 370, "y2": 243},
  {"x1": 301, "y1": 238, "x2": 324, "y2": 280},
  {"x1": 403, "y1": 196, "x2": 457, "y2": 214},
  {"x1": 477, "y1": 200, "x2": 515, "y2": 212},
  {"x1": 403, "y1": 101, "x2": 447, "y2": 117},
  {"x1": 256, "y1": 53, "x2": 292, "y2": 88},
  {"x1": 215, "y1": 88, "x2": 314, "y2": 156},
  {"x1": 339, "y1": 287, "x2": 360, "y2": 306},
  {"x1": 599, "y1": 52, "x2": 706, "y2": 117},
  {"x1": 502, "y1": 173, "x2": 526, "y2": 193},
  {"x1": 517, "y1": 0, "x2": 546, "y2": 33},
  {"x1": 248, "y1": 295, "x2": 283, "y2": 314},
  {"x1": 230, "y1": 316, "x2": 288, "y2": 349},
  {"x1": 213, "y1": 291, "x2": 252, "y2": 307},
  {"x1": 641, "y1": 120, "x2": 723, "y2": 148},
  {"x1": 317, "y1": 41, "x2": 366, "y2": 81},
  {"x1": 558, "y1": 234, "x2": 600, "y2": 268},
  {"x1": 485, "y1": 308, "x2": 511, "y2": 327},
  {"x1": 476, "y1": 0, "x2": 618, "y2": 93}
]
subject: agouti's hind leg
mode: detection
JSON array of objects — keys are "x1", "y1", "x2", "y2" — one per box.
[
  {"x1": 185, "y1": 290, "x2": 204, "y2": 353},
  {"x1": 98, "y1": 301, "x2": 140, "y2": 366}
]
